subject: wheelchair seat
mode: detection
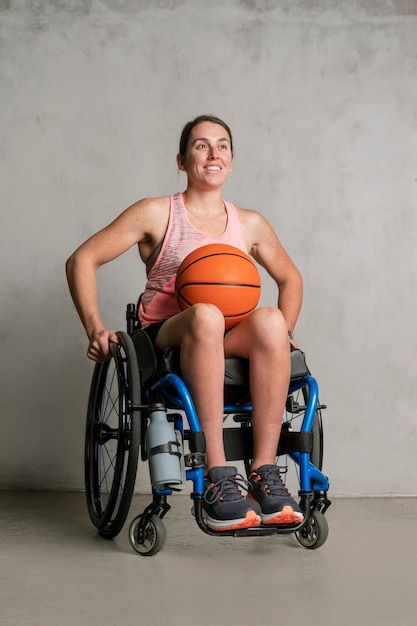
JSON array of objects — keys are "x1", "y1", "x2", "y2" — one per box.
[{"x1": 131, "y1": 328, "x2": 310, "y2": 404}]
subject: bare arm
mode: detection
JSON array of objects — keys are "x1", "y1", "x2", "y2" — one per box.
[
  {"x1": 66, "y1": 196, "x2": 169, "y2": 361},
  {"x1": 238, "y1": 207, "x2": 303, "y2": 335}
]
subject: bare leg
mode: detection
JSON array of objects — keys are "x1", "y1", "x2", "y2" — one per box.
[
  {"x1": 155, "y1": 303, "x2": 227, "y2": 469},
  {"x1": 224, "y1": 307, "x2": 290, "y2": 471}
]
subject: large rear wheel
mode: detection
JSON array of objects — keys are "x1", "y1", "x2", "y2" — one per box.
[{"x1": 85, "y1": 331, "x2": 141, "y2": 538}]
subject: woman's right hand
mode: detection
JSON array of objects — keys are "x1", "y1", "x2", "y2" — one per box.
[{"x1": 87, "y1": 329, "x2": 119, "y2": 362}]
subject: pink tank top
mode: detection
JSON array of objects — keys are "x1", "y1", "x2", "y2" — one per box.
[{"x1": 138, "y1": 192, "x2": 248, "y2": 327}]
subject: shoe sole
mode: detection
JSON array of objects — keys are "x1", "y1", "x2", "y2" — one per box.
[
  {"x1": 205, "y1": 509, "x2": 261, "y2": 531},
  {"x1": 260, "y1": 505, "x2": 304, "y2": 525}
]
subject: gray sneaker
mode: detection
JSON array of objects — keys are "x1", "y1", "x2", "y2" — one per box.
[
  {"x1": 203, "y1": 466, "x2": 261, "y2": 531},
  {"x1": 248, "y1": 464, "x2": 304, "y2": 525}
]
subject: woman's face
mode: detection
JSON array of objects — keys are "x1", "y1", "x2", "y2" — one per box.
[{"x1": 177, "y1": 121, "x2": 233, "y2": 189}]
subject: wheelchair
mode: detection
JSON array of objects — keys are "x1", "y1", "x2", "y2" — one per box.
[{"x1": 84, "y1": 303, "x2": 331, "y2": 556}]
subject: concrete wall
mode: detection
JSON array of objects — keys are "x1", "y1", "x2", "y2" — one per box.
[{"x1": 1, "y1": 0, "x2": 416, "y2": 496}]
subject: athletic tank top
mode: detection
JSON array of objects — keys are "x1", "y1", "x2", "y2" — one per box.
[{"x1": 138, "y1": 192, "x2": 248, "y2": 327}]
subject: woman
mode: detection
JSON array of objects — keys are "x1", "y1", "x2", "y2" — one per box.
[{"x1": 66, "y1": 114, "x2": 304, "y2": 531}]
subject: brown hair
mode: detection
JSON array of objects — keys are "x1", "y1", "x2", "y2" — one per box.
[{"x1": 179, "y1": 115, "x2": 234, "y2": 157}]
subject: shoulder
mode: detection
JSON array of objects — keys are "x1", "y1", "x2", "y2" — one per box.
[
  {"x1": 232, "y1": 203, "x2": 282, "y2": 260},
  {"x1": 233, "y1": 204, "x2": 273, "y2": 236},
  {"x1": 123, "y1": 195, "x2": 171, "y2": 220},
  {"x1": 234, "y1": 204, "x2": 264, "y2": 224},
  {"x1": 117, "y1": 195, "x2": 171, "y2": 240}
]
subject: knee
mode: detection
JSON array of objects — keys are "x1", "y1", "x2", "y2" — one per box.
[
  {"x1": 186, "y1": 303, "x2": 225, "y2": 340},
  {"x1": 248, "y1": 307, "x2": 288, "y2": 347}
]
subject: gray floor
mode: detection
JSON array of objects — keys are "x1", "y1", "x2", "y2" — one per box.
[{"x1": 1, "y1": 491, "x2": 416, "y2": 626}]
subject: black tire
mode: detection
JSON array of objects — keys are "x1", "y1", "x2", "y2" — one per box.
[
  {"x1": 129, "y1": 514, "x2": 167, "y2": 556},
  {"x1": 85, "y1": 331, "x2": 141, "y2": 538},
  {"x1": 295, "y1": 510, "x2": 329, "y2": 549}
]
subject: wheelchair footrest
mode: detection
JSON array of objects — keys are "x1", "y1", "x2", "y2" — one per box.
[{"x1": 191, "y1": 498, "x2": 305, "y2": 537}]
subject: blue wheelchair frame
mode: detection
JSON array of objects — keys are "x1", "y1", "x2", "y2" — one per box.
[
  {"x1": 131, "y1": 343, "x2": 331, "y2": 542},
  {"x1": 84, "y1": 305, "x2": 331, "y2": 554}
]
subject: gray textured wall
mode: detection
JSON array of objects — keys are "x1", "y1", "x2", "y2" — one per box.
[{"x1": 1, "y1": 0, "x2": 416, "y2": 496}]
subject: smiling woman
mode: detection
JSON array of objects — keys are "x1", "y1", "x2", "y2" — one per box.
[
  {"x1": 66, "y1": 114, "x2": 304, "y2": 532},
  {"x1": 177, "y1": 115, "x2": 234, "y2": 197}
]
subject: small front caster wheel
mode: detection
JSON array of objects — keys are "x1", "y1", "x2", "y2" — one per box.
[
  {"x1": 129, "y1": 514, "x2": 167, "y2": 556},
  {"x1": 295, "y1": 510, "x2": 329, "y2": 549}
]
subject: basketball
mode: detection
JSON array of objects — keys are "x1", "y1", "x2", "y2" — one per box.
[{"x1": 175, "y1": 244, "x2": 261, "y2": 329}]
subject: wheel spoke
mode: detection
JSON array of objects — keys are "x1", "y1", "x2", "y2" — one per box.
[{"x1": 101, "y1": 366, "x2": 118, "y2": 423}]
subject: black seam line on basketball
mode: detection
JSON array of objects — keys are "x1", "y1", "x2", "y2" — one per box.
[
  {"x1": 176, "y1": 252, "x2": 255, "y2": 280},
  {"x1": 179, "y1": 305, "x2": 256, "y2": 318},
  {"x1": 224, "y1": 308, "x2": 256, "y2": 317},
  {"x1": 177, "y1": 294, "x2": 256, "y2": 316},
  {"x1": 178, "y1": 282, "x2": 260, "y2": 288}
]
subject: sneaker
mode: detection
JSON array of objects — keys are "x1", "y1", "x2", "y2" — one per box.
[
  {"x1": 248, "y1": 464, "x2": 304, "y2": 525},
  {"x1": 203, "y1": 466, "x2": 261, "y2": 531}
]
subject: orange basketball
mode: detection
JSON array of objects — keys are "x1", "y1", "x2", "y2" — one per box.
[{"x1": 175, "y1": 244, "x2": 261, "y2": 329}]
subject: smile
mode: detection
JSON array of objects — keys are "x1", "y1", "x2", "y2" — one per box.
[{"x1": 205, "y1": 166, "x2": 221, "y2": 171}]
